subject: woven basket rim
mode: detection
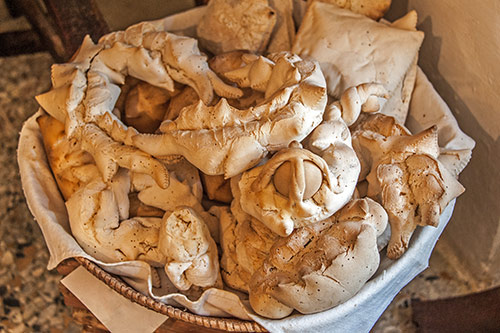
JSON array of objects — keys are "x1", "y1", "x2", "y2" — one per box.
[{"x1": 74, "y1": 256, "x2": 267, "y2": 332}]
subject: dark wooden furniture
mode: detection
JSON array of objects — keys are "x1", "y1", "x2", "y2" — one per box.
[
  {"x1": 2, "y1": 0, "x2": 109, "y2": 61},
  {"x1": 1, "y1": 0, "x2": 211, "y2": 60}
]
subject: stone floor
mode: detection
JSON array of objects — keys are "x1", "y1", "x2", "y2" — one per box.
[
  {"x1": 0, "y1": 52, "x2": 476, "y2": 332},
  {"x1": 0, "y1": 53, "x2": 81, "y2": 332}
]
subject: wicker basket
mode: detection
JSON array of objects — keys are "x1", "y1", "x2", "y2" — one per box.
[
  {"x1": 70, "y1": 257, "x2": 267, "y2": 332},
  {"x1": 18, "y1": 2, "x2": 473, "y2": 331}
]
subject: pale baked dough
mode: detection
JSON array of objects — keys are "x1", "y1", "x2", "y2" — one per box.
[
  {"x1": 160, "y1": 207, "x2": 221, "y2": 291},
  {"x1": 314, "y1": 0, "x2": 392, "y2": 20},
  {"x1": 352, "y1": 114, "x2": 465, "y2": 259},
  {"x1": 292, "y1": 2, "x2": 424, "y2": 122},
  {"x1": 248, "y1": 198, "x2": 387, "y2": 318},
  {"x1": 196, "y1": 0, "x2": 277, "y2": 55},
  {"x1": 134, "y1": 52, "x2": 327, "y2": 178}
]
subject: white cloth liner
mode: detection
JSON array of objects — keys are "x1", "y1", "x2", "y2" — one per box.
[{"x1": 17, "y1": 6, "x2": 475, "y2": 333}]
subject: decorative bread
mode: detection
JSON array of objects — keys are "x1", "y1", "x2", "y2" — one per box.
[
  {"x1": 352, "y1": 114, "x2": 465, "y2": 259},
  {"x1": 160, "y1": 207, "x2": 221, "y2": 290},
  {"x1": 134, "y1": 52, "x2": 327, "y2": 178},
  {"x1": 315, "y1": 0, "x2": 392, "y2": 20},
  {"x1": 28, "y1": 2, "x2": 475, "y2": 323},
  {"x1": 249, "y1": 198, "x2": 387, "y2": 318},
  {"x1": 36, "y1": 114, "x2": 98, "y2": 200},
  {"x1": 196, "y1": 0, "x2": 277, "y2": 55},
  {"x1": 292, "y1": 2, "x2": 424, "y2": 122}
]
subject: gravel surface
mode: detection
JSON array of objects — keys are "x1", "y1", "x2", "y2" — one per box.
[{"x1": 0, "y1": 52, "x2": 80, "y2": 333}]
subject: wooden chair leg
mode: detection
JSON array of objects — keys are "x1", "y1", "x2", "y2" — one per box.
[
  {"x1": 42, "y1": 0, "x2": 109, "y2": 60},
  {"x1": 15, "y1": 0, "x2": 66, "y2": 61},
  {"x1": 0, "y1": 30, "x2": 45, "y2": 57},
  {"x1": 14, "y1": 0, "x2": 109, "y2": 62}
]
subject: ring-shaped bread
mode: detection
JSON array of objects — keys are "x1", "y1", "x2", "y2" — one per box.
[
  {"x1": 133, "y1": 52, "x2": 328, "y2": 178},
  {"x1": 35, "y1": 21, "x2": 242, "y2": 188}
]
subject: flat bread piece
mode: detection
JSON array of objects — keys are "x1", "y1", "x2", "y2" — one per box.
[
  {"x1": 267, "y1": 0, "x2": 296, "y2": 53},
  {"x1": 314, "y1": 0, "x2": 391, "y2": 20},
  {"x1": 292, "y1": 2, "x2": 424, "y2": 102},
  {"x1": 379, "y1": 10, "x2": 419, "y2": 123},
  {"x1": 381, "y1": 54, "x2": 417, "y2": 124}
]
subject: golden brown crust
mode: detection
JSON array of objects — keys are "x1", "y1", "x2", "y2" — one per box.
[
  {"x1": 37, "y1": 114, "x2": 95, "y2": 200},
  {"x1": 124, "y1": 81, "x2": 171, "y2": 133},
  {"x1": 200, "y1": 173, "x2": 233, "y2": 203}
]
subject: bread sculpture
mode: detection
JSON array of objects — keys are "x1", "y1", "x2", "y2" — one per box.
[
  {"x1": 66, "y1": 174, "x2": 165, "y2": 264},
  {"x1": 29, "y1": 0, "x2": 474, "y2": 323},
  {"x1": 235, "y1": 79, "x2": 394, "y2": 236},
  {"x1": 248, "y1": 197, "x2": 388, "y2": 318},
  {"x1": 64, "y1": 155, "x2": 222, "y2": 290},
  {"x1": 352, "y1": 114, "x2": 465, "y2": 259},
  {"x1": 237, "y1": 133, "x2": 357, "y2": 236},
  {"x1": 35, "y1": 21, "x2": 243, "y2": 189},
  {"x1": 134, "y1": 52, "x2": 328, "y2": 178},
  {"x1": 327, "y1": 82, "x2": 388, "y2": 126},
  {"x1": 196, "y1": 0, "x2": 277, "y2": 55},
  {"x1": 63, "y1": 146, "x2": 211, "y2": 251},
  {"x1": 160, "y1": 207, "x2": 221, "y2": 291},
  {"x1": 38, "y1": 107, "x2": 220, "y2": 289},
  {"x1": 292, "y1": 2, "x2": 424, "y2": 123},
  {"x1": 217, "y1": 200, "x2": 280, "y2": 292},
  {"x1": 207, "y1": 51, "x2": 270, "y2": 110},
  {"x1": 37, "y1": 115, "x2": 99, "y2": 200}
]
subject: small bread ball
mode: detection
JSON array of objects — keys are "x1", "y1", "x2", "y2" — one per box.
[{"x1": 273, "y1": 160, "x2": 323, "y2": 199}]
